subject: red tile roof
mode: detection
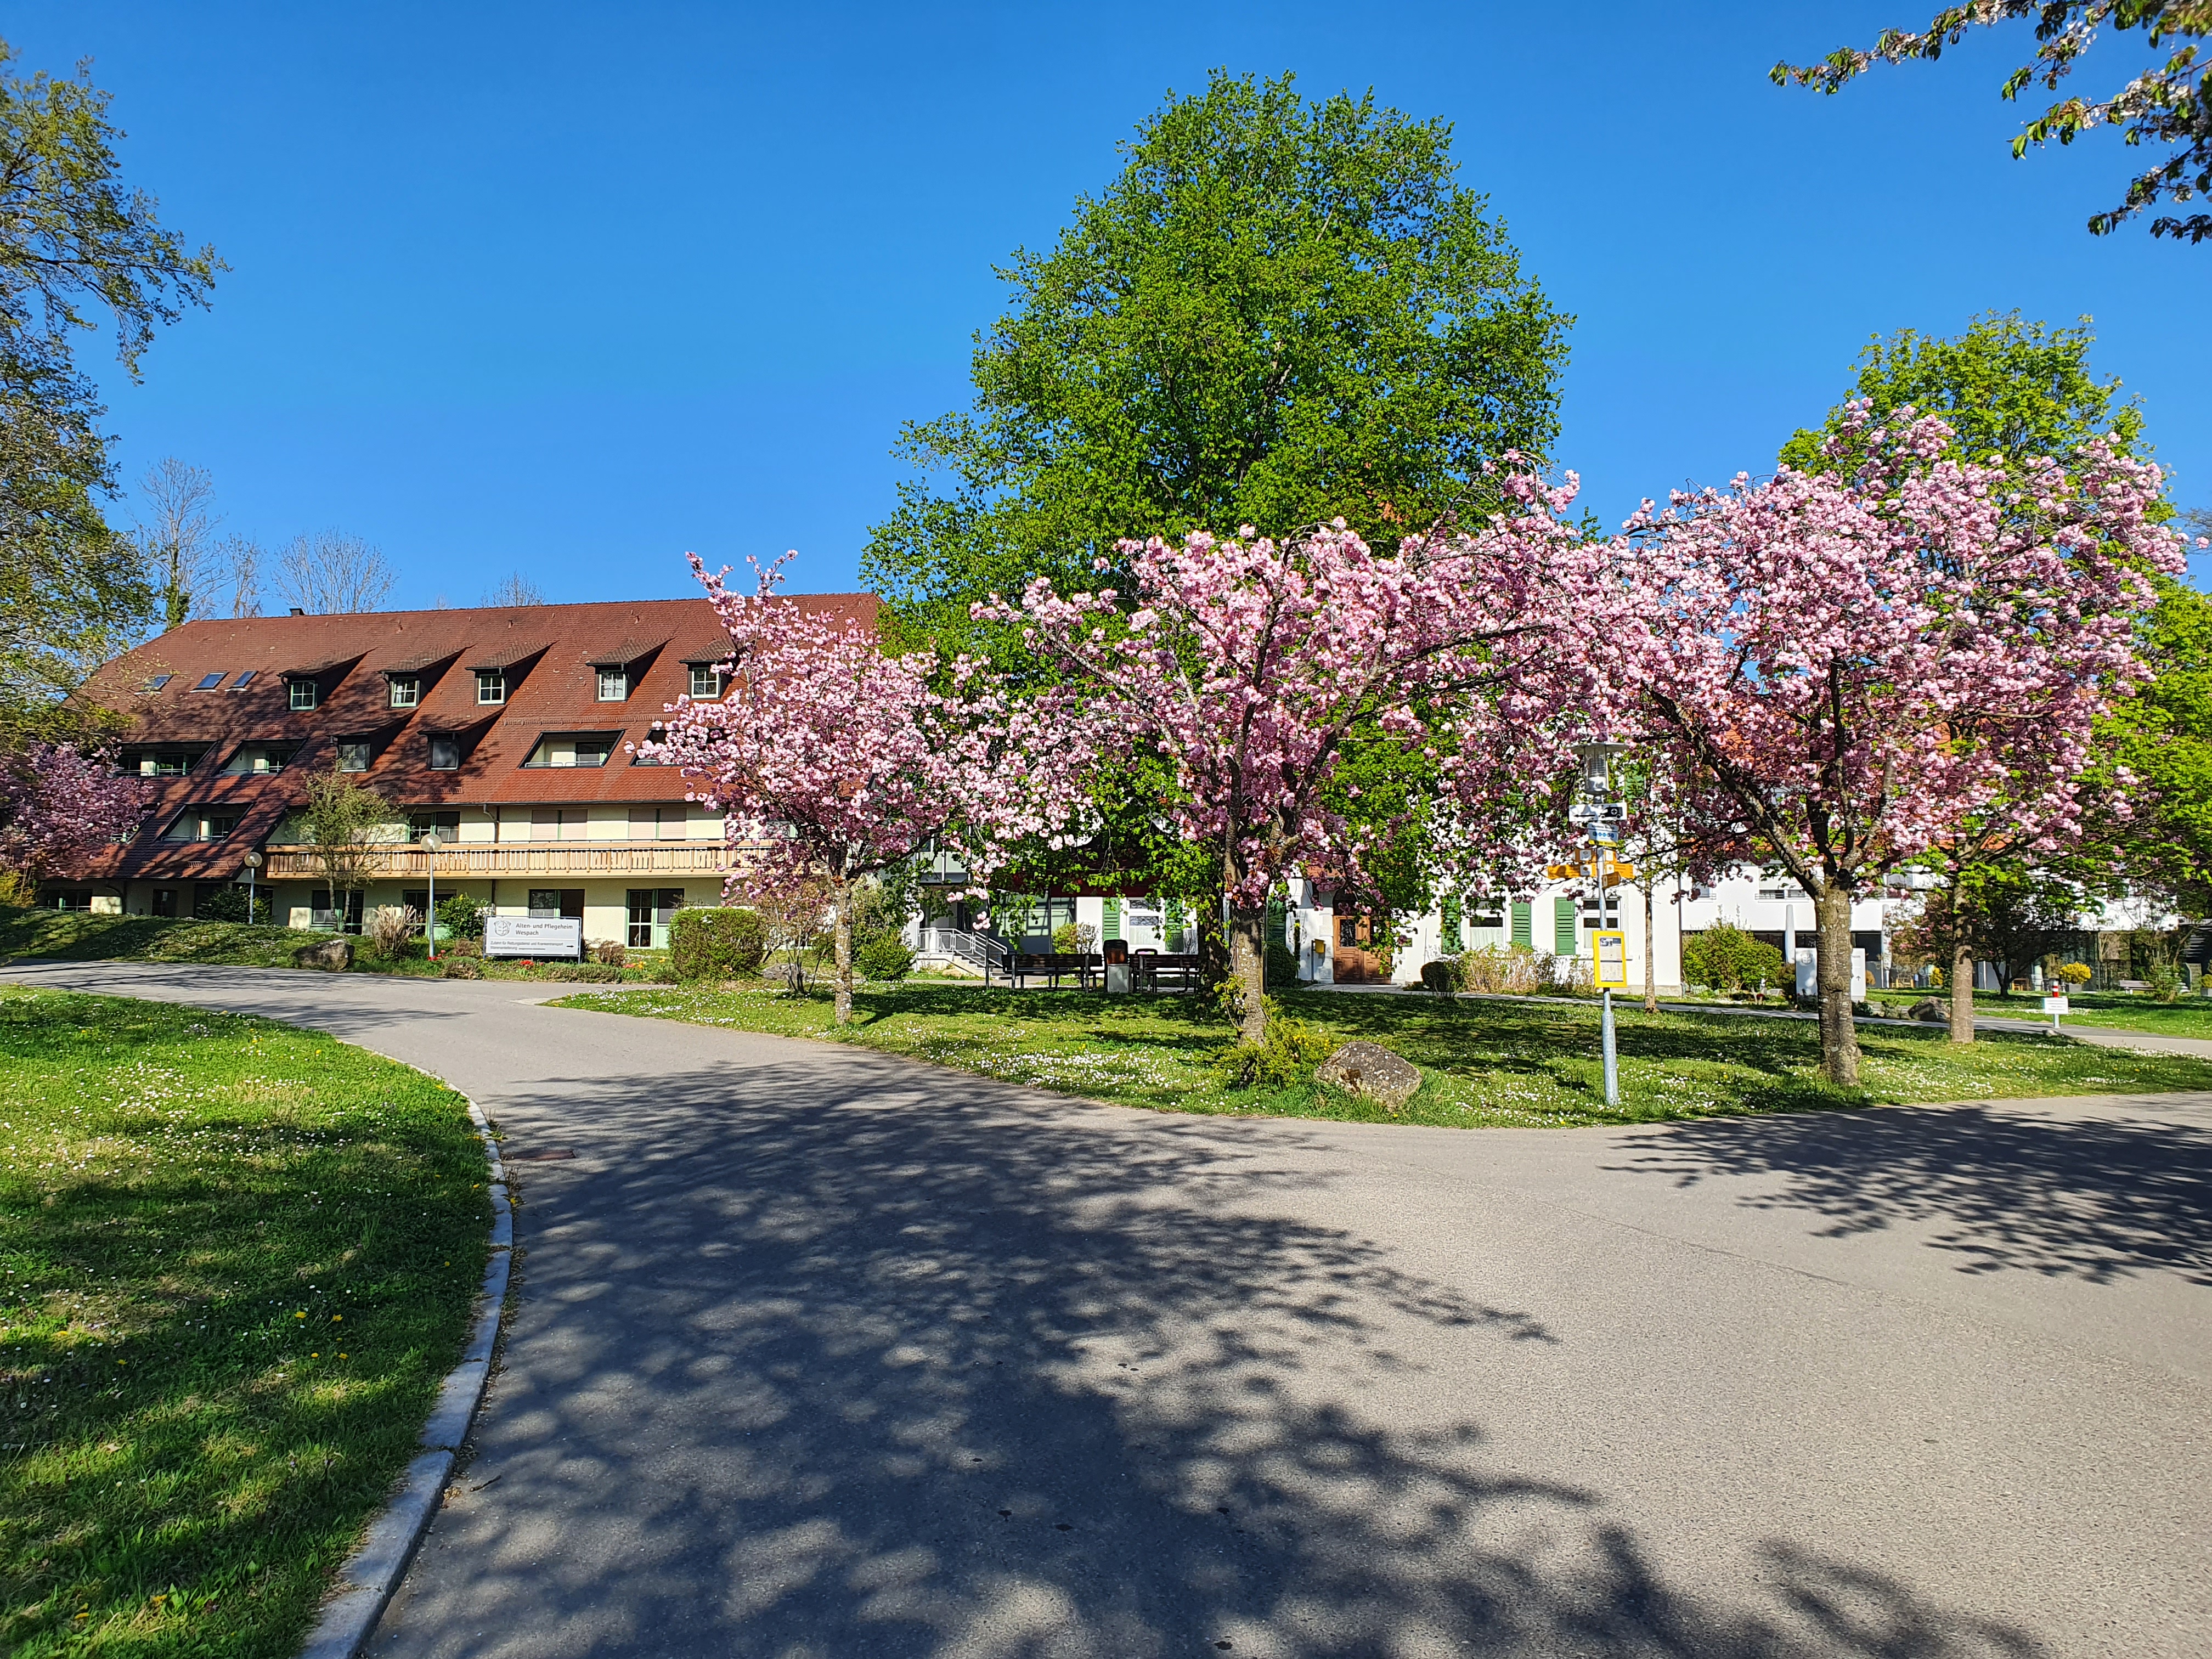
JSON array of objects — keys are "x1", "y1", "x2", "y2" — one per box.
[{"x1": 65, "y1": 592, "x2": 878, "y2": 883}]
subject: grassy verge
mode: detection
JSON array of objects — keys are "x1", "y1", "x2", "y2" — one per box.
[
  {"x1": 0, "y1": 988, "x2": 489, "y2": 1657},
  {"x1": 1866, "y1": 985, "x2": 2212, "y2": 1039},
  {"x1": 554, "y1": 981, "x2": 2212, "y2": 1127},
  {"x1": 0, "y1": 910, "x2": 661, "y2": 984}
]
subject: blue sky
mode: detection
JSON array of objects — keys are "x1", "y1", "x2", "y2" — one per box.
[{"x1": 11, "y1": 1, "x2": 2208, "y2": 603}]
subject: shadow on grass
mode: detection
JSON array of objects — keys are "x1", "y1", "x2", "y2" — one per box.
[
  {"x1": 1610, "y1": 1099, "x2": 2212, "y2": 1285},
  {"x1": 377, "y1": 1042, "x2": 2047, "y2": 1659}
]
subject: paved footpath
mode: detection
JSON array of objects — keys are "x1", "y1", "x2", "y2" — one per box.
[{"x1": 9, "y1": 961, "x2": 2211, "y2": 1658}]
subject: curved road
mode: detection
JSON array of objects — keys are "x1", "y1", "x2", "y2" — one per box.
[{"x1": 8, "y1": 961, "x2": 2210, "y2": 1658}]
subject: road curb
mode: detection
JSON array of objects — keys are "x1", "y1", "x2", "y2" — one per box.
[{"x1": 296, "y1": 1096, "x2": 512, "y2": 1659}]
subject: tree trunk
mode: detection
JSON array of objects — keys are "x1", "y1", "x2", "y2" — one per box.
[
  {"x1": 1226, "y1": 904, "x2": 1268, "y2": 1045},
  {"x1": 832, "y1": 879, "x2": 854, "y2": 1025},
  {"x1": 1641, "y1": 881, "x2": 1658, "y2": 1014},
  {"x1": 1814, "y1": 882, "x2": 1861, "y2": 1087},
  {"x1": 1196, "y1": 905, "x2": 1229, "y2": 993},
  {"x1": 1949, "y1": 940, "x2": 1976, "y2": 1045}
]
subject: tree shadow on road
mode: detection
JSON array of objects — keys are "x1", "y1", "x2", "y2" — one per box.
[
  {"x1": 380, "y1": 1050, "x2": 2049, "y2": 1659},
  {"x1": 1608, "y1": 1100, "x2": 2212, "y2": 1285}
]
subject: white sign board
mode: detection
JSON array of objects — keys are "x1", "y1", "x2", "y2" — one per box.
[
  {"x1": 2042, "y1": 995, "x2": 2070, "y2": 1014},
  {"x1": 484, "y1": 915, "x2": 584, "y2": 959},
  {"x1": 1795, "y1": 946, "x2": 1867, "y2": 1002}
]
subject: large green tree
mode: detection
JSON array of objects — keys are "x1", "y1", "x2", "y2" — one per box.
[
  {"x1": 862, "y1": 70, "x2": 1571, "y2": 654},
  {"x1": 0, "y1": 40, "x2": 219, "y2": 740}
]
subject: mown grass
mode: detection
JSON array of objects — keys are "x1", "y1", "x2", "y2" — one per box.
[
  {"x1": 554, "y1": 981, "x2": 2212, "y2": 1127},
  {"x1": 1865, "y1": 985, "x2": 2212, "y2": 1039},
  {"x1": 0, "y1": 988, "x2": 489, "y2": 1657},
  {"x1": 0, "y1": 911, "x2": 337, "y2": 972}
]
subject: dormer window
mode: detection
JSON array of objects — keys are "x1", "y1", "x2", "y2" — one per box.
[
  {"x1": 335, "y1": 741, "x2": 371, "y2": 772},
  {"x1": 387, "y1": 675, "x2": 420, "y2": 708},
  {"x1": 597, "y1": 668, "x2": 628, "y2": 702},
  {"x1": 428, "y1": 735, "x2": 461, "y2": 771},
  {"x1": 523, "y1": 732, "x2": 616, "y2": 769},
  {"x1": 289, "y1": 679, "x2": 319, "y2": 711},
  {"x1": 687, "y1": 665, "x2": 724, "y2": 699},
  {"x1": 476, "y1": 669, "x2": 505, "y2": 704}
]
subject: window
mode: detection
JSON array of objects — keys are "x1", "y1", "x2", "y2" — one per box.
[
  {"x1": 476, "y1": 669, "x2": 505, "y2": 704},
  {"x1": 522, "y1": 733, "x2": 615, "y2": 769},
  {"x1": 530, "y1": 808, "x2": 585, "y2": 840},
  {"x1": 126, "y1": 747, "x2": 202, "y2": 777},
  {"x1": 289, "y1": 679, "x2": 319, "y2": 710},
  {"x1": 1338, "y1": 917, "x2": 1359, "y2": 947},
  {"x1": 687, "y1": 664, "x2": 724, "y2": 698},
  {"x1": 335, "y1": 741, "x2": 371, "y2": 772},
  {"x1": 145, "y1": 674, "x2": 173, "y2": 692},
  {"x1": 527, "y1": 888, "x2": 583, "y2": 919},
  {"x1": 596, "y1": 668, "x2": 628, "y2": 702},
  {"x1": 627, "y1": 888, "x2": 687, "y2": 948},
  {"x1": 163, "y1": 810, "x2": 241, "y2": 842},
  {"x1": 387, "y1": 675, "x2": 420, "y2": 708},
  {"x1": 630, "y1": 723, "x2": 668, "y2": 764},
  {"x1": 223, "y1": 744, "x2": 294, "y2": 775},
  {"x1": 194, "y1": 672, "x2": 228, "y2": 691},
  {"x1": 628, "y1": 805, "x2": 686, "y2": 842},
  {"x1": 407, "y1": 810, "x2": 461, "y2": 843},
  {"x1": 234, "y1": 670, "x2": 258, "y2": 689},
  {"x1": 428, "y1": 735, "x2": 461, "y2": 771}
]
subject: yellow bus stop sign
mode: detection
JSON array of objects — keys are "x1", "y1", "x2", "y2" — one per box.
[{"x1": 1593, "y1": 930, "x2": 1629, "y2": 989}]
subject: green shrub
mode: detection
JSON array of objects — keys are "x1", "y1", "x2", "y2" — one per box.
[
  {"x1": 1420, "y1": 958, "x2": 1460, "y2": 992},
  {"x1": 855, "y1": 932, "x2": 916, "y2": 982},
  {"x1": 670, "y1": 905, "x2": 765, "y2": 980},
  {"x1": 439, "y1": 956, "x2": 483, "y2": 979},
  {"x1": 1213, "y1": 997, "x2": 1336, "y2": 1092},
  {"x1": 436, "y1": 893, "x2": 488, "y2": 940},
  {"x1": 1266, "y1": 940, "x2": 1301, "y2": 985},
  {"x1": 1051, "y1": 921, "x2": 1082, "y2": 952},
  {"x1": 1682, "y1": 923, "x2": 1787, "y2": 992},
  {"x1": 193, "y1": 886, "x2": 274, "y2": 924}
]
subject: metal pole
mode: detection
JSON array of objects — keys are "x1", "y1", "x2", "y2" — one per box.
[
  {"x1": 1601, "y1": 987, "x2": 1620, "y2": 1107},
  {"x1": 246, "y1": 862, "x2": 256, "y2": 921}
]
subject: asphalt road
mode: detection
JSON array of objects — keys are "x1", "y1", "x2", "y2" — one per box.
[{"x1": 8, "y1": 961, "x2": 2209, "y2": 1658}]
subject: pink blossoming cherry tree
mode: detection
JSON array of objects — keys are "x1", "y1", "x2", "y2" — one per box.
[
  {"x1": 984, "y1": 488, "x2": 1608, "y2": 1046},
  {"x1": 646, "y1": 555, "x2": 1088, "y2": 1025},
  {"x1": 1608, "y1": 408, "x2": 2182, "y2": 1086},
  {"x1": 0, "y1": 741, "x2": 145, "y2": 896}
]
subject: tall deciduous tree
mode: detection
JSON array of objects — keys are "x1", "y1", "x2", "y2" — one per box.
[
  {"x1": 275, "y1": 530, "x2": 396, "y2": 616},
  {"x1": 296, "y1": 765, "x2": 394, "y2": 926},
  {"x1": 1612, "y1": 409, "x2": 2181, "y2": 1086},
  {"x1": 1774, "y1": 3, "x2": 2210, "y2": 241},
  {"x1": 984, "y1": 490, "x2": 1604, "y2": 1046},
  {"x1": 864, "y1": 70, "x2": 1571, "y2": 654},
  {"x1": 650, "y1": 556, "x2": 1090, "y2": 1025},
  {"x1": 0, "y1": 40, "x2": 218, "y2": 735}
]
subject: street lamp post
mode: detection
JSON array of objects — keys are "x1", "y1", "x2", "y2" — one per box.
[
  {"x1": 1573, "y1": 741, "x2": 1628, "y2": 1111},
  {"x1": 421, "y1": 831, "x2": 442, "y2": 960},
  {"x1": 242, "y1": 850, "x2": 264, "y2": 925}
]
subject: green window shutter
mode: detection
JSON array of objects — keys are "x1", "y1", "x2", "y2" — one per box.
[
  {"x1": 1511, "y1": 901, "x2": 1532, "y2": 948},
  {"x1": 1266, "y1": 893, "x2": 1285, "y2": 947},
  {"x1": 1103, "y1": 898, "x2": 1121, "y2": 940},
  {"x1": 1554, "y1": 897, "x2": 1577, "y2": 956},
  {"x1": 1440, "y1": 893, "x2": 1463, "y2": 953}
]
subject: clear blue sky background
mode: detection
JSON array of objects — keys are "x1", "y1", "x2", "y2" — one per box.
[{"x1": 10, "y1": 1, "x2": 2208, "y2": 604}]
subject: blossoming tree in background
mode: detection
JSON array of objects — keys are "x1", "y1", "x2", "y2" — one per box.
[
  {"x1": 1609, "y1": 408, "x2": 2182, "y2": 1086},
  {"x1": 984, "y1": 479, "x2": 1609, "y2": 1046},
  {"x1": 0, "y1": 741, "x2": 145, "y2": 900},
  {"x1": 648, "y1": 554, "x2": 1090, "y2": 1025}
]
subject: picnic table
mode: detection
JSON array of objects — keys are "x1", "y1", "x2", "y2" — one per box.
[{"x1": 1008, "y1": 951, "x2": 1097, "y2": 989}]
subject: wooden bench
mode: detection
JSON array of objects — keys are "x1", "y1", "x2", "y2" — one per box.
[{"x1": 1008, "y1": 951, "x2": 1095, "y2": 989}]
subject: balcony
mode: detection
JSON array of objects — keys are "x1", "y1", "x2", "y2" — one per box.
[{"x1": 262, "y1": 840, "x2": 740, "y2": 879}]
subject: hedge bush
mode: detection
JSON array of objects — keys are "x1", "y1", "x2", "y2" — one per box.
[
  {"x1": 855, "y1": 932, "x2": 916, "y2": 982},
  {"x1": 1213, "y1": 998, "x2": 1336, "y2": 1092},
  {"x1": 670, "y1": 905, "x2": 765, "y2": 980},
  {"x1": 1681, "y1": 923, "x2": 1787, "y2": 992}
]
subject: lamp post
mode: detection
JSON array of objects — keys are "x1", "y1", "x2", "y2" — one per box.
[
  {"x1": 420, "y1": 831, "x2": 442, "y2": 960},
  {"x1": 242, "y1": 850, "x2": 264, "y2": 926},
  {"x1": 1573, "y1": 741, "x2": 1628, "y2": 1110}
]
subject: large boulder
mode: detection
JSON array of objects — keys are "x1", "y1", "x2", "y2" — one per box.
[
  {"x1": 1908, "y1": 997, "x2": 1947, "y2": 1024},
  {"x1": 294, "y1": 936, "x2": 353, "y2": 972},
  {"x1": 1316, "y1": 1040, "x2": 1422, "y2": 1113}
]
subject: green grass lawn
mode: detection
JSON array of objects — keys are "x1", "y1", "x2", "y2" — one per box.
[
  {"x1": 1866, "y1": 985, "x2": 2212, "y2": 1039},
  {"x1": 0, "y1": 910, "x2": 338, "y2": 972},
  {"x1": 555, "y1": 981, "x2": 2212, "y2": 1127},
  {"x1": 0, "y1": 989, "x2": 489, "y2": 1658}
]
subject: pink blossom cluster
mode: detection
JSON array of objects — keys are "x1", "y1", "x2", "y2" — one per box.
[
  {"x1": 0, "y1": 741, "x2": 146, "y2": 881},
  {"x1": 643, "y1": 554, "x2": 1093, "y2": 903},
  {"x1": 1597, "y1": 407, "x2": 2184, "y2": 892},
  {"x1": 978, "y1": 484, "x2": 1612, "y2": 909}
]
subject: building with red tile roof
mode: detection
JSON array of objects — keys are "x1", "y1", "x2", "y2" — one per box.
[{"x1": 49, "y1": 593, "x2": 877, "y2": 946}]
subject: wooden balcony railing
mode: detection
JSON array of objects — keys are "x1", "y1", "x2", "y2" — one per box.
[{"x1": 261, "y1": 840, "x2": 737, "y2": 879}]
